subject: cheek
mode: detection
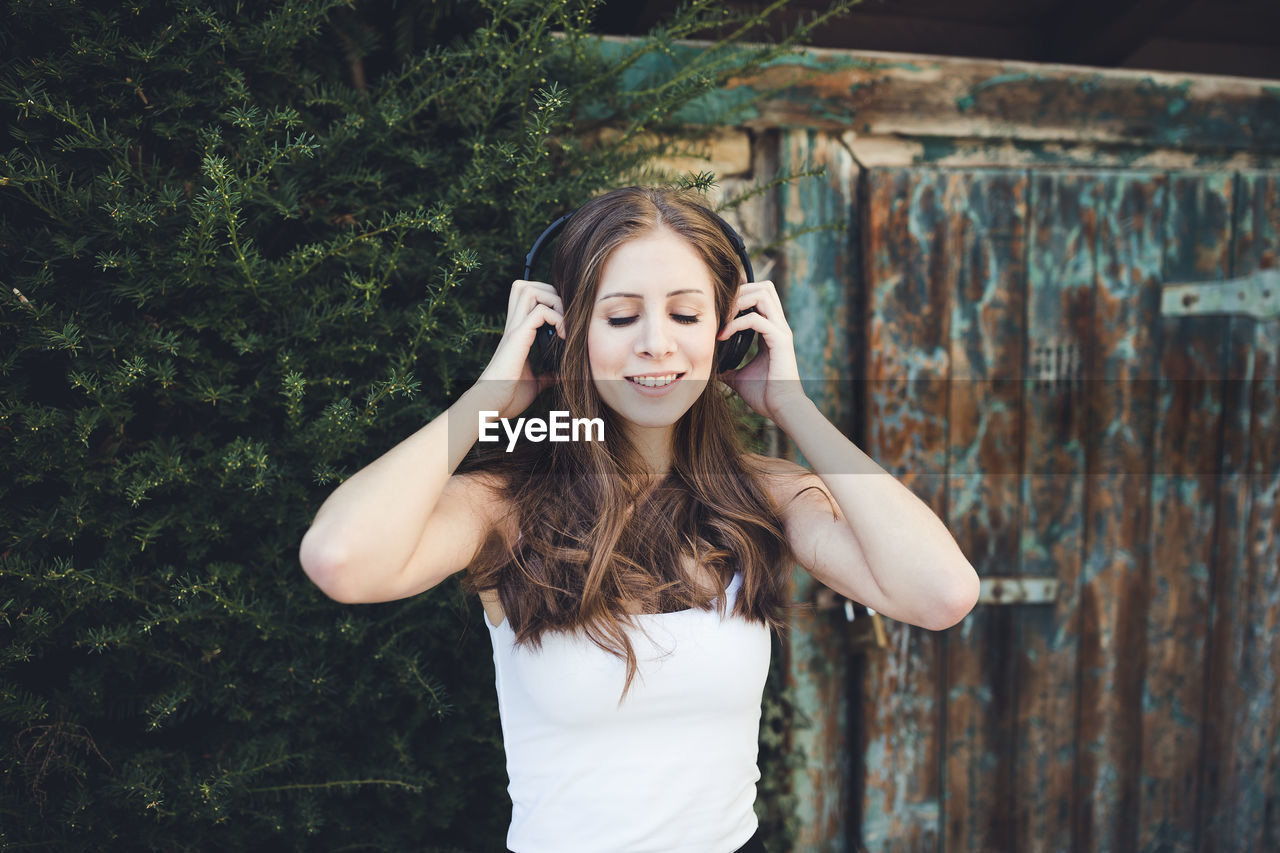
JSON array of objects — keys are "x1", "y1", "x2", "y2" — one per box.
[
  {"x1": 585, "y1": 325, "x2": 602, "y2": 368},
  {"x1": 689, "y1": 324, "x2": 719, "y2": 362},
  {"x1": 585, "y1": 323, "x2": 618, "y2": 373}
]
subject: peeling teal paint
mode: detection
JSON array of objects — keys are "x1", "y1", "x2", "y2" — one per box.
[
  {"x1": 779, "y1": 130, "x2": 859, "y2": 851},
  {"x1": 761, "y1": 49, "x2": 875, "y2": 72},
  {"x1": 760, "y1": 49, "x2": 925, "y2": 74},
  {"x1": 860, "y1": 736, "x2": 893, "y2": 843},
  {"x1": 1135, "y1": 76, "x2": 1193, "y2": 97},
  {"x1": 971, "y1": 71, "x2": 1044, "y2": 94},
  {"x1": 581, "y1": 35, "x2": 1280, "y2": 157}
]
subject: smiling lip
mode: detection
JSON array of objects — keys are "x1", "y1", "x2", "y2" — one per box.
[{"x1": 624, "y1": 372, "x2": 685, "y2": 395}]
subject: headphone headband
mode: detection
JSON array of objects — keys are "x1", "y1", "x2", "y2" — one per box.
[
  {"x1": 521, "y1": 201, "x2": 758, "y2": 375},
  {"x1": 523, "y1": 205, "x2": 754, "y2": 283}
]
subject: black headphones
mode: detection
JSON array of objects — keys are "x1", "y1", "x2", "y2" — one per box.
[{"x1": 522, "y1": 205, "x2": 758, "y2": 376}]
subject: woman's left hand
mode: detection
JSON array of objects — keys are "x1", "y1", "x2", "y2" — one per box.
[{"x1": 716, "y1": 275, "x2": 811, "y2": 422}]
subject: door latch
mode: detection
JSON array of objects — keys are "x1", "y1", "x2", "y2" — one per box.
[{"x1": 1161, "y1": 269, "x2": 1279, "y2": 320}]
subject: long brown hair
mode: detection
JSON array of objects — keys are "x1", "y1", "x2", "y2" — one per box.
[{"x1": 458, "y1": 186, "x2": 823, "y2": 704}]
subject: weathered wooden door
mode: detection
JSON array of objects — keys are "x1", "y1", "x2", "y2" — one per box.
[{"x1": 854, "y1": 167, "x2": 1280, "y2": 852}]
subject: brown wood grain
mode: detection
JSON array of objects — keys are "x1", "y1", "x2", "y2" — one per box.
[
  {"x1": 846, "y1": 164, "x2": 1278, "y2": 852},
  {"x1": 941, "y1": 169, "x2": 1027, "y2": 853},
  {"x1": 859, "y1": 167, "x2": 948, "y2": 851},
  {"x1": 1014, "y1": 171, "x2": 1096, "y2": 853},
  {"x1": 711, "y1": 45, "x2": 1280, "y2": 156},
  {"x1": 776, "y1": 128, "x2": 861, "y2": 852},
  {"x1": 1075, "y1": 172, "x2": 1166, "y2": 852},
  {"x1": 1198, "y1": 172, "x2": 1280, "y2": 851},
  {"x1": 1139, "y1": 172, "x2": 1231, "y2": 852}
]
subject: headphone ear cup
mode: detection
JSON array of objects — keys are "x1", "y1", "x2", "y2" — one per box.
[
  {"x1": 716, "y1": 308, "x2": 757, "y2": 373},
  {"x1": 524, "y1": 203, "x2": 758, "y2": 376}
]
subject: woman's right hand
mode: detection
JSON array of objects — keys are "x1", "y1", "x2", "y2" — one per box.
[{"x1": 473, "y1": 279, "x2": 565, "y2": 419}]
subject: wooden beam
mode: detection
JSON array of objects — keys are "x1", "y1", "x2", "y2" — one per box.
[{"x1": 589, "y1": 37, "x2": 1280, "y2": 156}]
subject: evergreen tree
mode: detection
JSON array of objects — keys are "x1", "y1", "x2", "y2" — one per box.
[{"x1": 1, "y1": 1, "x2": 855, "y2": 849}]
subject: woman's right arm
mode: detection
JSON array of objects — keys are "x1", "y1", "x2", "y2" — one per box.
[{"x1": 297, "y1": 279, "x2": 565, "y2": 604}]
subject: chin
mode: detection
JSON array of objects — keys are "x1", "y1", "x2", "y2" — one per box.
[
  {"x1": 599, "y1": 376, "x2": 709, "y2": 425},
  {"x1": 611, "y1": 400, "x2": 693, "y2": 428},
  {"x1": 622, "y1": 411, "x2": 689, "y2": 431}
]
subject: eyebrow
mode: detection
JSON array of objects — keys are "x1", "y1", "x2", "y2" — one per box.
[{"x1": 597, "y1": 288, "x2": 708, "y2": 301}]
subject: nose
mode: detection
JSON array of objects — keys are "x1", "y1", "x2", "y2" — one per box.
[{"x1": 635, "y1": 315, "x2": 676, "y2": 358}]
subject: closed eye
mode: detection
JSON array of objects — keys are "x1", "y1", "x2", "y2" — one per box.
[{"x1": 607, "y1": 314, "x2": 701, "y2": 327}]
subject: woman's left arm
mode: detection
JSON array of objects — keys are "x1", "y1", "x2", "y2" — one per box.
[
  {"x1": 719, "y1": 279, "x2": 979, "y2": 631},
  {"x1": 765, "y1": 409, "x2": 979, "y2": 631}
]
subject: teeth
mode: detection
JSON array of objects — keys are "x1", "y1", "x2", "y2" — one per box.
[{"x1": 628, "y1": 374, "x2": 679, "y2": 387}]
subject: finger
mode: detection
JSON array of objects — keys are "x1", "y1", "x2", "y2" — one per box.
[
  {"x1": 516, "y1": 286, "x2": 566, "y2": 320},
  {"x1": 723, "y1": 285, "x2": 787, "y2": 332},
  {"x1": 721, "y1": 311, "x2": 792, "y2": 348},
  {"x1": 718, "y1": 307, "x2": 769, "y2": 340},
  {"x1": 731, "y1": 280, "x2": 782, "y2": 310},
  {"x1": 516, "y1": 279, "x2": 560, "y2": 298},
  {"x1": 533, "y1": 301, "x2": 567, "y2": 340},
  {"x1": 526, "y1": 302, "x2": 566, "y2": 339},
  {"x1": 726, "y1": 282, "x2": 766, "y2": 314},
  {"x1": 509, "y1": 279, "x2": 561, "y2": 322},
  {"x1": 512, "y1": 279, "x2": 559, "y2": 300},
  {"x1": 755, "y1": 280, "x2": 784, "y2": 313}
]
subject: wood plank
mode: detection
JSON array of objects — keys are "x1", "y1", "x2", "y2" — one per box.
[
  {"x1": 776, "y1": 129, "x2": 860, "y2": 853},
  {"x1": 859, "y1": 167, "x2": 949, "y2": 851},
  {"x1": 595, "y1": 36, "x2": 1280, "y2": 160},
  {"x1": 697, "y1": 43, "x2": 1280, "y2": 155},
  {"x1": 1198, "y1": 172, "x2": 1280, "y2": 851},
  {"x1": 1014, "y1": 171, "x2": 1095, "y2": 853},
  {"x1": 1076, "y1": 172, "x2": 1167, "y2": 852},
  {"x1": 1139, "y1": 171, "x2": 1232, "y2": 852},
  {"x1": 941, "y1": 169, "x2": 1027, "y2": 853}
]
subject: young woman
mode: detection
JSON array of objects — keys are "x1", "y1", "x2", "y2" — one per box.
[{"x1": 299, "y1": 186, "x2": 979, "y2": 852}]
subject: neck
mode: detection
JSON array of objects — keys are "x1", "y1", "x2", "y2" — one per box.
[{"x1": 624, "y1": 423, "x2": 674, "y2": 478}]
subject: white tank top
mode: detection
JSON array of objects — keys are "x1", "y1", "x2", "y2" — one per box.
[{"x1": 484, "y1": 569, "x2": 771, "y2": 853}]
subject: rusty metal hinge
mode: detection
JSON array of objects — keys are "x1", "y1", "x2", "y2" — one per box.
[{"x1": 1161, "y1": 269, "x2": 1279, "y2": 320}]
